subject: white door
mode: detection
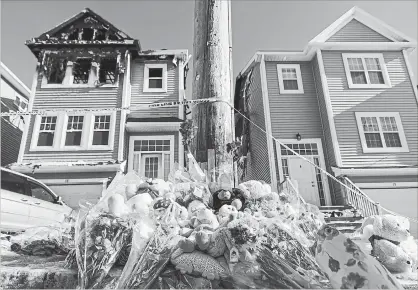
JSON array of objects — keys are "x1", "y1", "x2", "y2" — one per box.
[
  {"x1": 140, "y1": 153, "x2": 163, "y2": 179},
  {"x1": 27, "y1": 180, "x2": 67, "y2": 226},
  {"x1": 0, "y1": 170, "x2": 30, "y2": 231},
  {"x1": 287, "y1": 156, "x2": 319, "y2": 205}
]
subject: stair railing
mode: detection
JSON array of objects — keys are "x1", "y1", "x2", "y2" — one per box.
[
  {"x1": 278, "y1": 176, "x2": 307, "y2": 206},
  {"x1": 339, "y1": 176, "x2": 382, "y2": 217}
]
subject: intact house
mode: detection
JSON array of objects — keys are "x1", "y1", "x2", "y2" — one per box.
[
  {"x1": 235, "y1": 7, "x2": 418, "y2": 220},
  {"x1": 1, "y1": 62, "x2": 30, "y2": 166},
  {"x1": 8, "y1": 8, "x2": 189, "y2": 208}
]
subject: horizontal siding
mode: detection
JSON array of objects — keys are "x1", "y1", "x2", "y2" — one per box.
[
  {"x1": 22, "y1": 111, "x2": 121, "y2": 163},
  {"x1": 130, "y1": 60, "x2": 179, "y2": 118},
  {"x1": 311, "y1": 56, "x2": 339, "y2": 205},
  {"x1": 265, "y1": 61, "x2": 323, "y2": 140},
  {"x1": 245, "y1": 64, "x2": 271, "y2": 184},
  {"x1": 22, "y1": 70, "x2": 124, "y2": 163},
  {"x1": 1, "y1": 118, "x2": 22, "y2": 166},
  {"x1": 323, "y1": 50, "x2": 418, "y2": 168},
  {"x1": 327, "y1": 19, "x2": 392, "y2": 42}
]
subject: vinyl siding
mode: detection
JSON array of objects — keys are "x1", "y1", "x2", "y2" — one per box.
[
  {"x1": 311, "y1": 55, "x2": 339, "y2": 205},
  {"x1": 22, "y1": 71, "x2": 124, "y2": 163},
  {"x1": 1, "y1": 118, "x2": 22, "y2": 166},
  {"x1": 265, "y1": 61, "x2": 323, "y2": 140},
  {"x1": 130, "y1": 60, "x2": 179, "y2": 118},
  {"x1": 244, "y1": 64, "x2": 271, "y2": 183},
  {"x1": 322, "y1": 50, "x2": 418, "y2": 168},
  {"x1": 327, "y1": 19, "x2": 392, "y2": 42}
]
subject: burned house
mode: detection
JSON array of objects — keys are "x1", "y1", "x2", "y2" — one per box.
[{"x1": 9, "y1": 8, "x2": 189, "y2": 208}]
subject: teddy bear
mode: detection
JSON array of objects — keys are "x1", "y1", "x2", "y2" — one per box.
[
  {"x1": 212, "y1": 188, "x2": 247, "y2": 211},
  {"x1": 359, "y1": 214, "x2": 416, "y2": 273}
]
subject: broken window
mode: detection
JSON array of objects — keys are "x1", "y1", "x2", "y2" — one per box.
[
  {"x1": 95, "y1": 29, "x2": 107, "y2": 41},
  {"x1": 99, "y1": 58, "x2": 117, "y2": 84},
  {"x1": 47, "y1": 57, "x2": 67, "y2": 84},
  {"x1": 68, "y1": 29, "x2": 80, "y2": 40},
  {"x1": 82, "y1": 28, "x2": 94, "y2": 40},
  {"x1": 73, "y1": 58, "x2": 92, "y2": 84}
]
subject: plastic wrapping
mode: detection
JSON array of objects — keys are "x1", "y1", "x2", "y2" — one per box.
[
  {"x1": 10, "y1": 225, "x2": 73, "y2": 256},
  {"x1": 116, "y1": 214, "x2": 181, "y2": 289}
]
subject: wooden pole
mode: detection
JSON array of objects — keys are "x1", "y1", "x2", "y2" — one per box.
[{"x1": 192, "y1": 0, "x2": 234, "y2": 185}]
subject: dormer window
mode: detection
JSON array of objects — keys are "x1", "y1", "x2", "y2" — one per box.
[
  {"x1": 73, "y1": 58, "x2": 92, "y2": 84},
  {"x1": 144, "y1": 64, "x2": 167, "y2": 93},
  {"x1": 99, "y1": 58, "x2": 117, "y2": 84},
  {"x1": 47, "y1": 57, "x2": 67, "y2": 84}
]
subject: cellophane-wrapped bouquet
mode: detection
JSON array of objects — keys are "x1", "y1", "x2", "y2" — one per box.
[{"x1": 75, "y1": 172, "x2": 147, "y2": 289}]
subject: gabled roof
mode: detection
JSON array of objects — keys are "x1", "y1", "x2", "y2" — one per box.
[
  {"x1": 309, "y1": 6, "x2": 415, "y2": 44},
  {"x1": 37, "y1": 8, "x2": 133, "y2": 41},
  {"x1": 239, "y1": 6, "x2": 417, "y2": 76}
]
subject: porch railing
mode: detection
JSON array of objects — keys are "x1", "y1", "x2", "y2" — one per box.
[
  {"x1": 339, "y1": 176, "x2": 382, "y2": 217},
  {"x1": 278, "y1": 176, "x2": 307, "y2": 206}
]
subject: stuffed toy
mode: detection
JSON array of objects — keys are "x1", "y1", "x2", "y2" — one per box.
[
  {"x1": 238, "y1": 180, "x2": 269, "y2": 200},
  {"x1": 212, "y1": 188, "x2": 247, "y2": 211},
  {"x1": 359, "y1": 214, "x2": 415, "y2": 273}
]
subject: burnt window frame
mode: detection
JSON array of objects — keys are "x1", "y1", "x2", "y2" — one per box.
[
  {"x1": 99, "y1": 58, "x2": 118, "y2": 85},
  {"x1": 72, "y1": 58, "x2": 92, "y2": 84},
  {"x1": 46, "y1": 56, "x2": 68, "y2": 84}
]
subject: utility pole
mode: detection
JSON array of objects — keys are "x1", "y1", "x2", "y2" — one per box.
[{"x1": 192, "y1": 0, "x2": 234, "y2": 185}]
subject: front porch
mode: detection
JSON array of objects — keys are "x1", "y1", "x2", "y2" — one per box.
[{"x1": 125, "y1": 117, "x2": 184, "y2": 181}]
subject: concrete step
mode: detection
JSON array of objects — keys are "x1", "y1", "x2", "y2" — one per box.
[
  {"x1": 325, "y1": 216, "x2": 363, "y2": 222},
  {"x1": 319, "y1": 205, "x2": 354, "y2": 211}
]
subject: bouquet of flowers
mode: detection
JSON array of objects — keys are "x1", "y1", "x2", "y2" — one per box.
[
  {"x1": 117, "y1": 205, "x2": 183, "y2": 289},
  {"x1": 76, "y1": 212, "x2": 132, "y2": 289}
]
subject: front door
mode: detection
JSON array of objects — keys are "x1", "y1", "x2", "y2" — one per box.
[
  {"x1": 279, "y1": 141, "x2": 329, "y2": 206},
  {"x1": 140, "y1": 154, "x2": 163, "y2": 179},
  {"x1": 287, "y1": 156, "x2": 318, "y2": 205}
]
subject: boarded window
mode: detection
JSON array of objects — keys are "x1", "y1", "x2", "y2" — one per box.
[
  {"x1": 73, "y1": 58, "x2": 91, "y2": 84},
  {"x1": 99, "y1": 58, "x2": 117, "y2": 84},
  {"x1": 92, "y1": 115, "x2": 111, "y2": 145},
  {"x1": 37, "y1": 116, "x2": 57, "y2": 146},
  {"x1": 82, "y1": 28, "x2": 94, "y2": 40},
  {"x1": 47, "y1": 58, "x2": 67, "y2": 84}
]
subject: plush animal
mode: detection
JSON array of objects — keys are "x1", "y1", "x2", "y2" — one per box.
[
  {"x1": 126, "y1": 192, "x2": 153, "y2": 216},
  {"x1": 217, "y1": 205, "x2": 239, "y2": 226},
  {"x1": 238, "y1": 180, "x2": 268, "y2": 200},
  {"x1": 212, "y1": 188, "x2": 247, "y2": 211},
  {"x1": 171, "y1": 248, "x2": 229, "y2": 280},
  {"x1": 359, "y1": 214, "x2": 414, "y2": 273}
]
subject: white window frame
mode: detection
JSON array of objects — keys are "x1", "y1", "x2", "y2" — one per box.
[
  {"x1": 355, "y1": 112, "x2": 409, "y2": 153},
  {"x1": 128, "y1": 135, "x2": 175, "y2": 179},
  {"x1": 30, "y1": 111, "x2": 116, "y2": 152},
  {"x1": 143, "y1": 63, "x2": 167, "y2": 93},
  {"x1": 87, "y1": 111, "x2": 116, "y2": 150},
  {"x1": 342, "y1": 53, "x2": 391, "y2": 89},
  {"x1": 30, "y1": 113, "x2": 62, "y2": 151},
  {"x1": 61, "y1": 114, "x2": 88, "y2": 150},
  {"x1": 276, "y1": 64, "x2": 304, "y2": 94}
]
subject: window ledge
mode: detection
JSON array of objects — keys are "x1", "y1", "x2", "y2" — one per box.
[
  {"x1": 29, "y1": 147, "x2": 114, "y2": 152},
  {"x1": 348, "y1": 84, "x2": 392, "y2": 89},
  {"x1": 362, "y1": 147, "x2": 410, "y2": 153},
  {"x1": 40, "y1": 84, "x2": 118, "y2": 89},
  {"x1": 279, "y1": 89, "x2": 305, "y2": 94},
  {"x1": 143, "y1": 88, "x2": 167, "y2": 93}
]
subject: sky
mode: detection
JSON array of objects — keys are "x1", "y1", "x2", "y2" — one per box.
[{"x1": 1, "y1": 0, "x2": 417, "y2": 98}]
